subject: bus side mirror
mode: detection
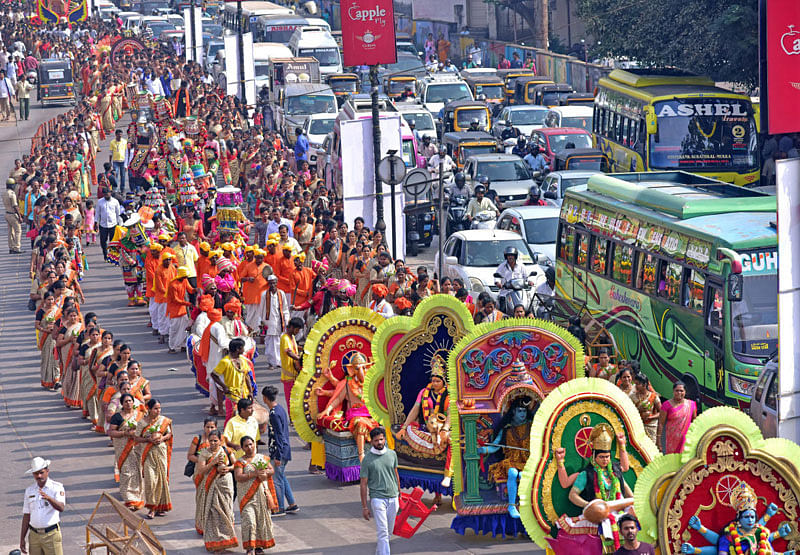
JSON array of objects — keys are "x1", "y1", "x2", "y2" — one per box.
[
  {"x1": 727, "y1": 273, "x2": 743, "y2": 302},
  {"x1": 644, "y1": 106, "x2": 657, "y2": 136}
]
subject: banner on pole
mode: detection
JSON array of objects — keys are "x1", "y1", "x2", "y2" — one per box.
[
  {"x1": 339, "y1": 0, "x2": 397, "y2": 66},
  {"x1": 765, "y1": 0, "x2": 800, "y2": 134}
]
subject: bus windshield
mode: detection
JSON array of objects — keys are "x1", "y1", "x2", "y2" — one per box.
[
  {"x1": 286, "y1": 94, "x2": 336, "y2": 115},
  {"x1": 731, "y1": 274, "x2": 778, "y2": 357},
  {"x1": 264, "y1": 27, "x2": 298, "y2": 43},
  {"x1": 299, "y1": 47, "x2": 339, "y2": 66},
  {"x1": 650, "y1": 99, "x2": 758, "y2": 171}
]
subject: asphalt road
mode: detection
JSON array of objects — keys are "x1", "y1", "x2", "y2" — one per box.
[{"x1": 0, "y1": 103, "x2": 542, "y2": 554}]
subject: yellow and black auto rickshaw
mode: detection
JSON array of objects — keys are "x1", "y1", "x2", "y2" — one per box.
[
  {"x1": 559, "y1": 92, "x2": 595, "y2": 107},
  {"x1": 463, "y1": 75, "x2": 505, "y2": 106},
  {"x1": 440, "y1": 100, "x2": 492, "y2": 136},
  {"x1": 531, "y1": 83, "x2": 574, "y2": 107},
  {"x1": 554, "y1": 148, "x2": 610, "y2": 172},
  {"x1": 37, "y1": 58, "x2": 76, "y2": 106},
  {"x1": 512, "y1": 75, "x2": 556, "y2": 104},
  {"x1": 496, "y1": 69, "x2": 540, "y2": 102},
  {"x1": 326, "y1": 73, "x2": 360, "y2": 106},
  {"x1": 384, "y1": 74, "x2": 418, "y2": 100},
  {"x1": 443, "y1": 131, "x2": 499, "y2": 169}
]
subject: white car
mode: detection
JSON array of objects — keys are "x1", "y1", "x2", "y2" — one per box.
[
  {"x1": 302, "y1": 114, "x2": 336, "y2": 167},
  {"x1": 396, "y1": 105, "x2": 437, "y2": 140},
  {"x1": 496, "y1": 206, "x2": 560, "y2": 267},
  {"x1": 544, "y1": 106, "x2": 594, "y2": 132},
  {"x1": 492, "y1": 105, "x2": 550, "y2": 137},
  {"x1": 434, "y1": 229, "x2": 545, "y2": 299}
]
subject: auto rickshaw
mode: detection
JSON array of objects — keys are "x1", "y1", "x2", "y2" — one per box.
[
  {"x1": 37, "y1": 58, "x2": 76, "y2": 106},
  {"x1": 553, "y1": 148, "x2": 610, "y2": 172},
  {"x1": 531, "y1": 83, "x2": 574, "y2": 107},
  {"x1": 559, "y1": 92, "x2": 595, "y2": 107},
  {"x1": 440, "y1": 100, "x2": 491, "y2": 136},
  {"x1": 513, "y1": 75, "x2": 557, "y2": 104},
  {"x1": 326, "y1": 73, "x2": 360, "y2": 106},
  {"x1": 404, "y1": 182, "x2": 436, "y2": 256},
  {"x1": 463, "y1": 75, "x2": 505, "y2": 106},
  {"x1": 383, "y1": 74, "x2": 418, "y2": 100},
  {"x1": 496, "y1": 69, "x2": 540, "y2": 102},
  {"x1": 443, "y1": 131, "x2": 499, "y2": 169}
]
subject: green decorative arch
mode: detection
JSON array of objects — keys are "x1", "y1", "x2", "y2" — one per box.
[
  {"x1": 363, "y1": 294, "x2": 474, "y2": 430},
  {"x1": 289, "y1": 306, "x2": 387, "y2": 444}
]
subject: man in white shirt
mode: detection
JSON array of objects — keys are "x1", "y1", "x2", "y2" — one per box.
[
  {"x1": 427, "y1": 146, "x2": 456, "y2": 176},
  {"x1": 266, "y1": 209, "x2": 294, "y2": 238},
  {"x1": 20, "y1": 457, "x2": 65, "y2": 555},
  {"x1": 368, "y1": 284, "x2": 394, "y2": 318},
  {"x1": 0, "y1": 68, "x2": 14, "y2": 120},
  {"x1": 494, "y1": 247, "x2": 532, "y2": 286},
  {"x1": 259, "y1": 275, "x2": 289, "y2": 369},
  {"x1": 96, "y1": 188, "x2": 122, "y2": 260}
]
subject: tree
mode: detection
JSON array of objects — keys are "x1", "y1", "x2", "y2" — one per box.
[
  {"x1": 484, "y1": 0, "x2": 549, "y2": 49},
  {"x1": 576, "y1": 0, "x2": 758, "y2": 86}
]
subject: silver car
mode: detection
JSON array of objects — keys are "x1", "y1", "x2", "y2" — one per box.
[
  {"x1": 541, "y1": 169, "x2": 604, "y2": 204},
  {"x1": 491, "y1": 105, "x2": 550, "y2": 138},
  {"x1": 463, "y1": 153, "x2": 535, "y2": 207},
  {"x1": 749, "y1": 359, "x2": 777, "y2": 438}
]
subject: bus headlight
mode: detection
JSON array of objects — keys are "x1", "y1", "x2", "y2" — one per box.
[{"x1": 729, "y1": 375, "x2": 756, "y2": 397}]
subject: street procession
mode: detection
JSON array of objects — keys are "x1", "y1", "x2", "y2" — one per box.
[{"x1": 0, "y1": 0, "x2": 798, "y2": 553}]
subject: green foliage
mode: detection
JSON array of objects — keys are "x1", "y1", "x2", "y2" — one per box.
[{"x1": 576, "y1": 0, "x2": 758, "y2": 86}]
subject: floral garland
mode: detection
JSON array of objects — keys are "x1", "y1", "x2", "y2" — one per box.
[
  {"x1": 725, "y1": 522, "x2": 770, "y2": 555},
  {"x1": 593, "y1": 461, "x2": 622, "y2": 549}
]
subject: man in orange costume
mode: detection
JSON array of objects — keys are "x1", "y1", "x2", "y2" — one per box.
[
  {"x1": 166, "y1": 266, "x2": 195, "y2": 353},
  {"x1": 240, "y1": 246, "x2": 267, "y2": 332},
  {"x1": 288, "y1": 251, "x2": 315, "y2": 339},
  {"x1": 263, "y1": 239, "x2": 280, "y2": 273},
  {"x1": 195, "y1": 241, "x2": 213, "y2": 282},
  {"x1": 275, "y1": 244, "x2": 295, "y2": 294},
  {"x1": 145, "y1": 243, "x2": 163, "y2": 331},
  {"x1": 153, "y1": 252, "x2": 176, "y2": 344}
]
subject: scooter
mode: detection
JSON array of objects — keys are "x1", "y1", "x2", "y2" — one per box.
[
  {"x1": 494, "y1": 275, "x2": 537, "y2": 316},
  {"x1": 470, "y1": 210, "x2": 497, "y2": 230},
  {"x1": 447, "y1": 194, "x2": 469, "y2": 236}
]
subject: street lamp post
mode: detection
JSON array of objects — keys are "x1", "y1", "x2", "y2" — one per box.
[
  {"x1": 237, "y1": 0, "x2": 245, "y2": 100},
  {"x1": 370, "y1": 65, "x2": 385, "y2": 235}
]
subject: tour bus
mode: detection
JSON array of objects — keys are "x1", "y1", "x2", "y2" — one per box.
[
  {"x1": 556, "y1": 171, "x2": 777, "y2": 409},
  {"x1": 222, "y1": 1, "x2": 294, "y2": 33},
  {"x1": 252, "y1": 14, "x2": 330, "y2": 43},
  {"x1": 288, "y1": 26, "x2": 342, "y2": 76},
  {"x1": 592, "y1": 69, "x2": 760, "y2": 186}
]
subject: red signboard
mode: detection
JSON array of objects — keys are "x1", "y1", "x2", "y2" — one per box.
[
  {"x1": 766, "y1": 0, "x2": 800, "y2": 134},
  {"x1": 340, "y1": 0, "x2": 397, "y2": 66}
]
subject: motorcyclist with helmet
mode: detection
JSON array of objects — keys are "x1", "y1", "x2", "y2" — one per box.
[
  {"x1": 449, "y1": 171, "x2": 472, "y2": 197},
  {"x1": 524, "y1": 144, "x2": 548, "y2": 173},
  {"x1": 524, "y1": 184, "x2": 547, "y2": 206},
  {"x1": 495, "y1": 246, "x2": 533, "y2": 288},
  {"x1": 428, "y1": 145, "x2": 456, "y2": 176},
  {"x1": 465, "y1": 178, "x2": 499, "y2": 222},
  {"x1": 512, "y1": 136, "x2": 527, "y2": 158},
  {"x1": 418, "y1": 135, "x2": 437, "y2": 162},
  {"x1": 500, "y1": 120, "x2": 520, "y2": 141}
]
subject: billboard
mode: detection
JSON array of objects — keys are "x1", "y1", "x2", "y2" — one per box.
[
  {"x1": 764, "y1": 0, "x2": 800, "y2": 134},
  {"x1": 340, "y1": 0, "x2": 397, "y2": 66}
]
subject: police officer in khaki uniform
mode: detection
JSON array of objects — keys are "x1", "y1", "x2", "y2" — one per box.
[
  {"x1": 4, "y1": 177, "x2": 22, "y2": 253},
  {"x1": 20, "y1": 457, "x2": 65, "y2": 555}
]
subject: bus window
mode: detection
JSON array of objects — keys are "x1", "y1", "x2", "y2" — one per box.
[
  {"x1": 591, "y1": 237, "x2": 609, "y2": 275},
  {"x1": 612, "y1": 244, "x2": 634, "y2": 284},
  {"x1": 559, "y1": 225, "x2": 575, "y2": 262},
  {"x1": 706, "y1": 284, "x2": 723, "y2": 329},
  {"x1": 637, "y1": 252, "x2": 658, "y2": 295},
  {"x1": 576, "y1": 232, "x2": 589, "y2": 267},
  {"x1": 685, "y1": 269, "x2": 705, "y2": 313},
  {"x1": 661, "y1": 261, "x2": 682, "y2": 304}
]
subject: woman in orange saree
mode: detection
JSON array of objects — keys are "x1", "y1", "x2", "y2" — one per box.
[
  {"x1": 108, "y1": 393, "x2": 145, "y2": 510},
  {"x1": 56, "y1": 308, "x2": 84, "y2": 408},
  {"x1": 196, "y1": 430, "x2": 238, "y2": 552},
  {"x1": 234, "y1": 436, "x2": 277, "y2": 554},
  {"x1": 35, "y1": 292, "x2": 60, "y2": 390},
  {"x1": 135, "y1": 399, "x2": 173, "y2": 519}
]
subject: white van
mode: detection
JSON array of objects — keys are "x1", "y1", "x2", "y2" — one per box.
[
  {"x1": 253, "y1": 42, "x2": 293, "y2": 92},
  {"x1": 288, "y1": 27, "x2": 342, "y2": 76}
]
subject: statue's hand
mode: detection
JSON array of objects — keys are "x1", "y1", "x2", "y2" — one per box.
[
  {"x1": 680, "y1": 543, "x2": 695, "y2": 554},
  {"x1": 779, "y1": 523, "x2": 792, "y2": 537},
  {"x1": 688, "y1": 515, "x2": 701, "y2": 530},
  {"x1": 554, "y1": 447, "x2": 566, "y2": 462},
  {"x1": 616, "y1": 432, "x2": 627, "y2": 448},
  {"x1": 477, "y1": 446, "x2": 487, "y2": 455},
  {"x1": 766, "y1": 502, "x2": 779, "y2": 517}
]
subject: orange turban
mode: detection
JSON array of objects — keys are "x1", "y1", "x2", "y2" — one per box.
[
  {"x1": 199, "y1": 309, "x2": 224, "y2": 362},
  {"x1": 395, "y1": 297, "x2": 412, "y2": 310},
  {"x1": 224, "y1": 298, "x2": 242, "y2": 314},
  {"x1": 198, "y1": 294, "x2": 214, "y2": 313},
  {"x1": 372, "y1": 283, "x2": 389, "y2": 297}
]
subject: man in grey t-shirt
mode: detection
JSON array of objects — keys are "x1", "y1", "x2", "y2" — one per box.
[{"x1": 360, "y1": 427, "x2": 400, "y2": 555}]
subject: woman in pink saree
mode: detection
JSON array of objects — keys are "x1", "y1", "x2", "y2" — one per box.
[{"x1": 657, "y1": 381, "x2": 697, "y2": 453}]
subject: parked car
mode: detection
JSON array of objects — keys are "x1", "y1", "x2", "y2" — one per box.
[
  {"x1": 529, "y1": 127, "x2": 594, "y2": 170},
  {"x1": 462, "y1": 153, "x2": 536, "y2": 207},
  {"x1": 434, "y1": 229, "x2": 540, "y2": 298},
  {"x1": 496, "y1": 206, "x2": 560, "y2": 266},
  {"x1": 749, "y1": 357, "x2": 777, "y2": 438}
]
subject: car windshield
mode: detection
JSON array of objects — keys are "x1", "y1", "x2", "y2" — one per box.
[
  {"x1": 558, "y1": 176, "x2": 593, "y2": 195},
  {"x1": 330, "y1": 80, "x2": 358, "y2": 93},
  {"x1": 254, "y1": 63, "x2": 270, "y2": 77},
  {"x1": 561, "y1": 116, "x2": 593, "y2": 131},
  {"x1": 650, "y1": 99, "x2": 759, "y2": 171},
  {"x1": 388, "y1": 80, "x2": 415, "y2": 94},
  {"x1": 387, "y1": 57, "x2": 424, "y2": 74},
  {"x1": 462, "y1": 145, "x2": 496, "y2": 159},
  {"x1": 147, "y1": 23, "x2": 173, "y2": 35},
  {"x1": 475, "y1": 84, "x2": 504, "y2": 99},
  {"x1": 309, "y1": 118, "x2": 335, "y2": 135},
  {"x1": 548, "y1": 133, "x2": 593, "y2": 153},
  {"x1": 299, "y1": 47, "x2": 339, "y2": 66},
  {"x1": 731, "y1": 274, "x2": 778, "y2": 357},
  {"x1": 426, "y1": 83, "x2": 471, "y2": 104},
  {"x1": 510, "y1": 109, "x2": 548, "y2": 125},
  {"x1": 455, "y1": 108, "x2": 488, "y2": 128},
  {"x1": 401, "y1": 112, "x2": 435, "y2": 130},
  {"x1": 286, "y1": 94, "x2": 337, "y2": 115},
  {"x1": 523, "y1": 216, "x2": 558, "y2": 245},
  {"x1": 464, "y1": 238, "x2": 533, "y2": 266},
  {"x1": 476, "y1": 160, "x2": 532, "y2": 181}
]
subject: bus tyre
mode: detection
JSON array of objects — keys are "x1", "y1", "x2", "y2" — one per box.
[
  {"x1": 682, "y1": 375, "x2": 701, "y2": 407},
  {"x1": 407, "y1": 241, "x2": 419, "y2": 257}
]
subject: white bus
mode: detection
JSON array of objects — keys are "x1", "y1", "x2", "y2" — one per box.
[{"x1": 222, "y1": 1, "x2": 294, "y2": 33}]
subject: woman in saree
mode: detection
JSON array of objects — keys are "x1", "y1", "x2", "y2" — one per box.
[
  {"x1": 195, "y1": 429, "x2": 239, "y2": 552},
  {"x1": 127, "y1": 360, "x2": 151, "y2": 405},
  {"x1": 98, "y1": 86, "x2": 115, "y2": 132},
  {"x1": 234, "y1": 436, "x2": 276, "y2": 554},
  {"x1": 293, "y1": 210, "x2": 314, "y2": 264},
  {"x1": 630, "y1": 372, "x2": 661, "y2": 444},
  {"x1": 657, "y1": 380, "x2": 697, "y2": 454},
  {"x1": 135, "y1": 399, "x2": 173, "y2": 519},
  {"x1": 35, "y1": 291, "x2": 61, "y2": 390},
  {"x1": 108, "y1": 393, "x2": 145, "y2": 510},
  {"x1": 78, "y1": 326, "x2": 101, "y2": 419},
  {"x1": 56, "y1": 307, "x2": 84, "y2": 409},
  {"x1": 107, "y1": 344, "x2": 133, "y2": 383},
  {"x1": 87, "y1": 331, "x2": 114, "y2": 430},
  {"x1": 189, "y1": 418, "x2": 218, "y2": 536}
]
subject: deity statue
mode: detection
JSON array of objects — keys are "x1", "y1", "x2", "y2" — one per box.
[
  {"x1": 317, "y1": 352, "x2": 378, "y2": 461},
  {"x1": 478, "y1": 390, "x2": 537, "y2": 519},
  {"x1": 680, "y1": 481, "x2": 795, "y2": 555},
  {"x1": 396, "y1": 354, "x2": 452, "y2": 491},
  {"x1": 553, "y1": 423, "x2": 634, "y2": 553}
]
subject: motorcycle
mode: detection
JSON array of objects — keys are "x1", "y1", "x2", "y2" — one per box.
[
  {"x1": 446, "y1": 194, "x2": 469, "y2": 236},
  {"x1": 470, "y1": 210, "x2": 497, "y2": 230}
]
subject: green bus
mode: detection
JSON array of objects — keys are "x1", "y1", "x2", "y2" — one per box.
[{"x1": 556, "y1": 171, "x2": 777, "y2": 408}]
